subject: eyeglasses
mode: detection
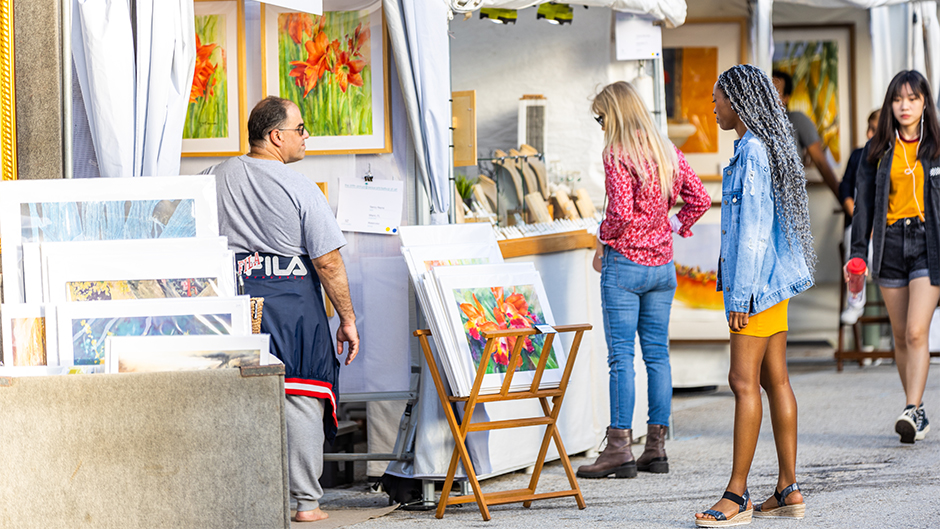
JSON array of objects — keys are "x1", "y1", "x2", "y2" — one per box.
[
  {"x1": 594, "y1": 115, "x2": 604, "y2": 128},
  {"x1": 276, "y1": 124, "x2": 306, "y2": 136}
]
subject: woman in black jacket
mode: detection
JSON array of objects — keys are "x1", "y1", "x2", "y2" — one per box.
[{"x1": 849, "y1": 70, "x2": 939, "y2": 444}]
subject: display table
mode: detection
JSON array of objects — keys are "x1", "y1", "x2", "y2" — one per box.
[{"x1": 0, "y1": 367, "x2": 289, "y2": 529}]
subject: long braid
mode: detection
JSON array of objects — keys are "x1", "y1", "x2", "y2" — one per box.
[{"x1": 717, "y1": 64, "x2": 817, "y2": 276}]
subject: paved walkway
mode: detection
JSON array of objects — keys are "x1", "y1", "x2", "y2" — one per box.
[{"x1": 320, "y1": 361, "x2": 939, "y2": 528}]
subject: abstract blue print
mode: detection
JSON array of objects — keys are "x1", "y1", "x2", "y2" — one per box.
[{"x1": 20, "y1": 199, "x2": 197, "y2": 243}]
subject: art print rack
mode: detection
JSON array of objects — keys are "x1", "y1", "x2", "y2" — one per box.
[{"x1": 414, "y1": 322, "x2": 590, "y2": 521}]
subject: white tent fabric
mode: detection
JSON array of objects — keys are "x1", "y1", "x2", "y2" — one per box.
[
  {"x1": 870, "y1": 2, "x2": 940, "y2": 109},
  {"x1": 446, "y1": 0, "x2": 686, "y2": 28},
  {"x1": 384, "y1": 0, "x2": 452, "y2": 224},
  {"x1": 72, "y1": 0, "x2": 195, "y2": 178}
]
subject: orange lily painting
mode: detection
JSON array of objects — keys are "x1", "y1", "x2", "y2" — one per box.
[
  {"x1": 277, "y1": 10, "x2": 373, "y2": 137},
  {"x1": 454, "y1": 285, "x2": 558, "y2": 374},
  {"x1": 184, "y1": 14, "x2": 228, "y2": 139}
]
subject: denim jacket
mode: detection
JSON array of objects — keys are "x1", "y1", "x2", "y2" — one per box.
[
  {"x1": 850, "y1": 140, "x2": 940, "y2": 285},
  {"x1": 716, "y1": 131, "x2": 814, "y2": 319}
]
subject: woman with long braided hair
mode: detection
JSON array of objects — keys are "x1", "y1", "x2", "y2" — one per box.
[{"x1": 695, "y1": 64, "x2": 815, "y2": 527}]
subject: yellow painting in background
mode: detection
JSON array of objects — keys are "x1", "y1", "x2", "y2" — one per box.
[
  {"x1": 664, "y1": 47, "x2": 719, "y2": 154},
  {"x1": 11, "y1": 317, "x2": 46, "y2": 366},
  {"x1": 773, "y1": 40, "x2": 841, "y2": 162}
]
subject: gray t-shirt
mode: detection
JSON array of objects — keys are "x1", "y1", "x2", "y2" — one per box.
[
  {"x1": 203, "y1": 155, "x2": 346, "y2": 258},
  {"x1": 787, "y1": 111, "x2": 821, "y2": 155}
]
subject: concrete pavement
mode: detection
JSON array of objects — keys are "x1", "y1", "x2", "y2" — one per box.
[{"x1": 318, "y1": 360, "x2": 939, "y2": 528}]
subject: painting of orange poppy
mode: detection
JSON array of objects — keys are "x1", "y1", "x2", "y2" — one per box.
[
  {"x1": 184, "y1": 15, "x2": 228, "y2": 140},
  {"x1": 454, "y1": 285, "x2": 557, "y2": 374},
  {"x1": 263, "y1": 2, "x2": 390, "y2": 154}
]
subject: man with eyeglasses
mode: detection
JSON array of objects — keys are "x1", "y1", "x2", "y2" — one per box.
[{"x1": 202, "y1": 96, "x2": 359, "y2": 523}]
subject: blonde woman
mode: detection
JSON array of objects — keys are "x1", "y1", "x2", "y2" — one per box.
[{"x1": 577, "y1": 81, "x2": 709, "y2": 479}]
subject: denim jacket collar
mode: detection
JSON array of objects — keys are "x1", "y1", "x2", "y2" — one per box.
[{"x1": 730, "y1": 130, "x2": 756, "y2": 165}]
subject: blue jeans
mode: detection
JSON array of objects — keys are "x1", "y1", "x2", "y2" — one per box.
[{"x1": 601, "y1": 246, "x2": 676, "y2": 429}]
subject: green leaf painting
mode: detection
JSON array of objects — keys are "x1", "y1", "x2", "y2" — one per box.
[
  {"x1": 184, "y1": 14, "x2": 228, "y2": 139},
  {"x1": 277, "y1": 11, "x2": 373, "y2": 137}
]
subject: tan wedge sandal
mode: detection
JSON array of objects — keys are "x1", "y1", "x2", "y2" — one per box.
[{"x1": 753, "y1": 483, "x2": 805, "y2": 519}]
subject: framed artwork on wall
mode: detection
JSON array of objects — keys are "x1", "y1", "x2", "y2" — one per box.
[
  {"x1": 662, "y1": 18, "x2": 746, "y2": 182},
  {"x1": 181, "y1": 0, "x2": 248, "y2": 157},
  {"x1": 261, "y1": 0, "x2": 391, "y2": 155},
  {"x1": 772, "y1": 24, "x2": 856, "y2": 176}
]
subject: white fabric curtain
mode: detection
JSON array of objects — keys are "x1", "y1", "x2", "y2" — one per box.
[
  {"x1": 384, "y1": 0, "x2": 452, "y2": 224},
  {"x1": 870, "y1": 2, "x2": 940, "y2": 109},
  {"x1": 72, "y1": 0, "x2": 195, "y2": 178}
]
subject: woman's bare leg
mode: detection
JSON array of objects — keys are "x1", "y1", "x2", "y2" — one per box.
[
  {"x1": 881, "y1": 286, "x2": 912, "y2": 398},
  {"x1": 898, "y1": 277, "x2": 940, "y2": 406},
  {"x1": 756, "y1": 331, "x2": 804, "y2": 507},
  {"x1": 695, "y1": 334, "x2": 768, "y2": 521}
]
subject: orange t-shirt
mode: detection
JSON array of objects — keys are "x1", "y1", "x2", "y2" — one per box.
[{"x1": 887, "y1": 136, "x2": 925, "y2": 224}]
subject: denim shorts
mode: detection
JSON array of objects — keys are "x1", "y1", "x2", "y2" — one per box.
[{"x1": 878, "y1": 216, "x2": 929, "y2": 288}]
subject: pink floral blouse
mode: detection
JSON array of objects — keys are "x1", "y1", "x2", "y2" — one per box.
[{"x1": 598, "y1": 145, "x2": 710, "y2": 267}]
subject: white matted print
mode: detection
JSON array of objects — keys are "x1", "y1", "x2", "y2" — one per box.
[
  {"x1": 431, "y1": 263, "x2": 566, "y2": 397},
  {"x1": 105, "y1": 334, "x2": 275, "y2": 374},
  {"x1": 33, "y1": 238, "x2": 231, "y2": 303},
  {"x1": 44, "y1": 246, "x2": 235, "y2": 303},
  {"x1": 1, "y1": 304, "x2": 57, "y2": 368},
  {"x1": 54, "y1": 296, "x2": 251, "y2": 367},
  {"x1": 0, "y1": 176, "x2": 220, "y2": 304}
]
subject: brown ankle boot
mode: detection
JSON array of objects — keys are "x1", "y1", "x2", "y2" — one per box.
[
  {"x1": 576, "y1": 427, "x2": 636, "y2": 478},
  {"x1": 636, "y1": 424, "x2": 669, "y2": 473}
]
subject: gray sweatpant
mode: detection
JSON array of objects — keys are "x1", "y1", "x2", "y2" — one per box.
[{"x1": 285, "y1": 394, "x2": 325, "y2": 512}]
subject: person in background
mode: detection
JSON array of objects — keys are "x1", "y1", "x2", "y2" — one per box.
[
  {"x1": 697, "y1": 64, "x2": 816, "y2": 527},
  {"x1": 579, "y1": 81, "x2": 709, "y2": 479},
  {"x1": 772, "y1": 70, "x2": 846, "y2": 213},
  {"x1": 849, "y1": 70, "x2": 939, "y2": 444},
  {"x1": 839, "y1": 109, "x2": 880, "y2": 325},
  {"x1": 204, "y1": 96, "x2": 360, "y2": 523}
]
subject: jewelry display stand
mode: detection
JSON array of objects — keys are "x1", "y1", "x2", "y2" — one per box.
[{"x1": 414, "y1": 323, "x2": 590, "y2": 521}]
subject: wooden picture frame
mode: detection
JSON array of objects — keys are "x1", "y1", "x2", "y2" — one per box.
[
  {"x1": 181, "y1": 0, "x2": 249, "y2": 157},
  {"x1": 0, "y1": 0, "x2": 16, "y2": 181},
  {"x1": 773, "y1": 24, "x2": 857, "y2": 177},
  {"x1": 662, "y1": 18, "x2": 746, "y2": 183},
  {"x1": 260, "y1": 1, "x2": 391, "y2": 155}
]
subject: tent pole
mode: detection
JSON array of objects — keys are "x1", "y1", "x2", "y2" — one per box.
[{"x1": 61, "y1": 0, "x2": 73, "y2": 179}]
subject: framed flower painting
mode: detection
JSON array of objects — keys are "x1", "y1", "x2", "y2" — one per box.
[
  {"x1": 261, "y1": 1, "x2": 391, "y2": 155},
  {"x1": 181, "y1": 0, "x2": 248, "y2": 157}
]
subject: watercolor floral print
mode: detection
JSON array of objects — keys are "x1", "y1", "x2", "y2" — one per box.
[
  {"x1": 184, "y1": 14, "x2": 229, "y2": 139},
  {"x1": 455, "y1": 285, "x2": 558, "y2": 374},
  {"x1": 277, "y1": 11, "x2": 373, "y2": 137}
]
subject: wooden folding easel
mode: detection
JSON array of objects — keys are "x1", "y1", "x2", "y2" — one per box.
[{"x1": 414, "y1": 323, "x2": 591, "y2": 521}]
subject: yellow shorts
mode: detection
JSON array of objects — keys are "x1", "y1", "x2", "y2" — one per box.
[{"x1": 730, "y1": 299, "x2": 789, "y2": 337}]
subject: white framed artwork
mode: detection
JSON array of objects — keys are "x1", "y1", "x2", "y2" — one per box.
[
  {"x1": 104, "y1": 334, "x2": 276, "y2": 374},
  {"x1": 53, "y1": 296, "x2": 251, "y2": 367},
  {"x1": 0, "y1": 175, "x2": 220, "y2": 304}
]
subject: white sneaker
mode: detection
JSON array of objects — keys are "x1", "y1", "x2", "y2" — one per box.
[
  {"x1": 840, "y1": 304, "x2": 865, "y2": 325},
  {"x1": 896, "y1": 405, "x2": 918, "y2": 444}
]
